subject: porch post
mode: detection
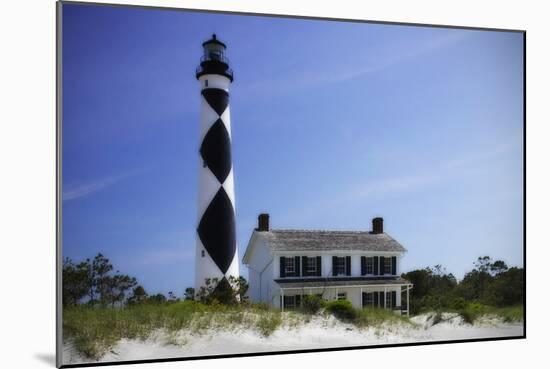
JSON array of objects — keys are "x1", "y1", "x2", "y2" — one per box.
[{"x1": 407, "y1": 285, "x2": 410, "y2": 317}]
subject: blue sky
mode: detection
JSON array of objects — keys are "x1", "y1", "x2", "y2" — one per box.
[{"x1": 62, "y1": 3, "x2": 524, "y2": 296}]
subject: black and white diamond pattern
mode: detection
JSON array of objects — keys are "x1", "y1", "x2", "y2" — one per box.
[{"x1": 197, "y1": 88, "x2": 236, "y2": 275}]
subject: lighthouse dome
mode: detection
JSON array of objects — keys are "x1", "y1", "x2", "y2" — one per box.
[{"x1": 196, "y1": 34, "x2": 234, "y2": 81}]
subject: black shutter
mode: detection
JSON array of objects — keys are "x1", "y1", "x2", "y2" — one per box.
[
  {"x1": 362, "y1": 292, "x2": 367, "y2": 308},
  {"x1": 361, "y1": 256, "x2": 366, "y2": 275},
  {"x1": 332, "y1": 256, "x2": 337, "y2": 276},
  {"x1": 294, "y1": 256, "x2": 301, "y2": 277},
  {"x1": 373, "y1": 291, "x2": 379, "y2": 307},
  {"x1": 379, "y1": 292, "x2": 384, "y2": 307},
  {"x1": 392, "y1": 256, "x2": 397, "y2": 275},
  {"x1": 380, "y1": 256, "x2": 385, "y2": 275},
  {"x1": 346, "y1": 256, "x2": 351, "y2": 276},
  {"x1": 373, "y1": 256, "x2": 379, "y2": 275},
  {"x1": 392, "y1": 291, "x2": 397, "y2": 308},
  {"x1": 302, "y1": 256, "x2": 307, "y2": 277},
  {"x1": 280, "y1": 257, "x2": 286, "y2": 278},
  {"x1": 295, "y1": 295, "x2": 301, "y2": 308},
  {"x1": 316, "y1": 256, "x2": 322, "y2": 276}
]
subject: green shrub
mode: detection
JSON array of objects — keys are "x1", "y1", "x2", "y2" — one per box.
[
  {"x1": 355, "y1": 307, "x2": 409, "y2": 327},
  {"x1": 458, "y1": 302, "x2": 483, "y2": 324},
  {"x1": 451, "y1": 297, "x2": 467, "y2": 310},
  {"x1": 325, "y1": 299, "x2": 357, "y2": 321},
  {"x1": 492, "y1": 305, "x2": 524, "y2": 323},
  {"x1": 301, "y1": 295, "x2": 323, "y2": 315}
]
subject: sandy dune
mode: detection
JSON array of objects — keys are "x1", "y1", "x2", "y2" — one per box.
[{"x1": 63, "y1": 313, "x2": 524, "y2": 365}]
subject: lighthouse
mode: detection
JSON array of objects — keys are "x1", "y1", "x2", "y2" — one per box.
[{"x1": 194, "y1": 34, "x2": 239, "y2": 294}]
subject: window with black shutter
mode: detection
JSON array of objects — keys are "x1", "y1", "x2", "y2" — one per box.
[
  {"x1": 380, "y1": 256, "x2": 385, "y2": 275},
  {"x1": 280, "y1": 256, "x2": 286, "y2": 278},
  {"x1": 316, "y1": 256, "x2": 322, "y2": 276},
  {"x1": 362, "y1": 292, "x2": 374, "y2": 308},
  {"x1": 384, "y1": 257, "x2": 392, "y2": 275},
  {"x1": 366, "y1": 257, "x2": 374, "y2": 275},
  {"x1": 345, "y1": 256, "x2": 351, "y2": 276},
  {"x1": 306, "y1": 257, "x2": 318, "y2": 276},
  {"x1": 361, "y1": 256, "x2": 366, "y2": 275},
  {"x1": 334, "y1": 257, "x2": 347, "y2": 276},
  {"x1": 391, "y1": 256, "x2": 397, "y2": 275},
  {"x1": 283, "y1": 295, "x2": 296, "y2": 309},
  {"x1": 284, "y1": 257, "x2": 295, "y2": 276},
  {"x1": 373, "y1": 256, "x2": 379, "y2": 275}
]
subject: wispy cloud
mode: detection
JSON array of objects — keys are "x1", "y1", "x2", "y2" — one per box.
[
  {"x1": 281, "y1": 141, "x2": 519, "y2": 225},
  {"x1": 354, "y1": 173, "x2": 439, "y2": 198},
  {"x1": 63, "y1": 170, "x2": 142, "y2": 201},
  {"x1": 240, "y1": 31, "x2": 471, "y2": 99},
  {"x1": 125, "y1": 244, "x2": 194, "y2": 268},
  {"x1": 353, "y1": 141, "x2": 519, "y2": 199}
]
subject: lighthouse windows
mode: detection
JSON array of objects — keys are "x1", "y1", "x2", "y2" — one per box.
[
  {"x1": 205, "y1": 79, "x2": 208, "y2": 87},
  {"x1": 201, "y1": 250, "x2": 205, "y2": 257}
]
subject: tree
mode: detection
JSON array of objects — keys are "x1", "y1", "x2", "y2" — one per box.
[
  {"x1": 128, "y1": 285, "x2": 148, "y2": 305},
  {"x1": 91, "y1": 253, "x2": 113, "y2": 306},
  {"x1": 231, "y1": 276, "x2": 249, "y2": 302},
  {"x1": 490, "y1": 260, "x2": 509, "y2": 276},
  {"x1": 148, "y1": 293, "x2": 167, "y2": 304},
  {"x1": 184, "y1": 287, "x2": 195, "y2": 301},
  {"x1": 196, "y1": 276, "x2": 250, "y2": 305},
  {"x1": 62, "y1": 258, "x2": 91, "y2": 306},
  {"x1": 402, "y1": 265, "x2": 457, "y2": 313},
  {"x1": 102, "y1": 274, "x2": 137, "y2": 307}
]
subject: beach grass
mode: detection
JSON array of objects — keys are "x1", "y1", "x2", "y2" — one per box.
[
  {"x1": 64, "y1": 301, "x2": 523, "y2": 360},
  {"x1": 354, "y1": 307, "x2": 412, "y2": 327},
  {"x1": 63, "y1": 301, "x2": 286, "y2": 360},
  {"x1": 457, "y1": 303, "x2": 524, "y2": 324}
]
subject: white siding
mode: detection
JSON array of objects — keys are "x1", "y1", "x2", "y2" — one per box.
[{"x1": 244, "y1": 235, "x2": 408, "y2": 309}]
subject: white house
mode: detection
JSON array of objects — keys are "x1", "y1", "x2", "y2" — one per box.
[{"x1": 242, "y1": 214, "x2": 413, "y2": 315}]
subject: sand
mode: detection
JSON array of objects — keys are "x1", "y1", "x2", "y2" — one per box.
[{"x1": 62, "y1": 313, "x2": 524, "y2": 365}]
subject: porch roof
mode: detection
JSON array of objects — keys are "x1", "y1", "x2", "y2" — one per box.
[{"x1": 276, "y1": 276, "x2": 411, "y2": 289}]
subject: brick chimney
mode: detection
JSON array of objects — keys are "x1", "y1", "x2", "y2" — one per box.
[
  {"x1": 372, "y1": 217, "x2": 383, "y2": 234},
  {"x1": 257, "y1": 213, "x2": 270, "y2": 232}
]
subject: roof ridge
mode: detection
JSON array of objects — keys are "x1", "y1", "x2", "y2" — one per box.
[{"x1": 269, "y1": 228, "x2": 380, "y2": 234}]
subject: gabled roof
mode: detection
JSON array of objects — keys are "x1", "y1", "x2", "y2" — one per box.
[{"x1": 261, "y1": 229, "x2": 407, "y2": 253}]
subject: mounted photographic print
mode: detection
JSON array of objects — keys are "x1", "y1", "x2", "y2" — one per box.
[{"x1": 56, "y1": 1, "x2": 525, "y2": 367}]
